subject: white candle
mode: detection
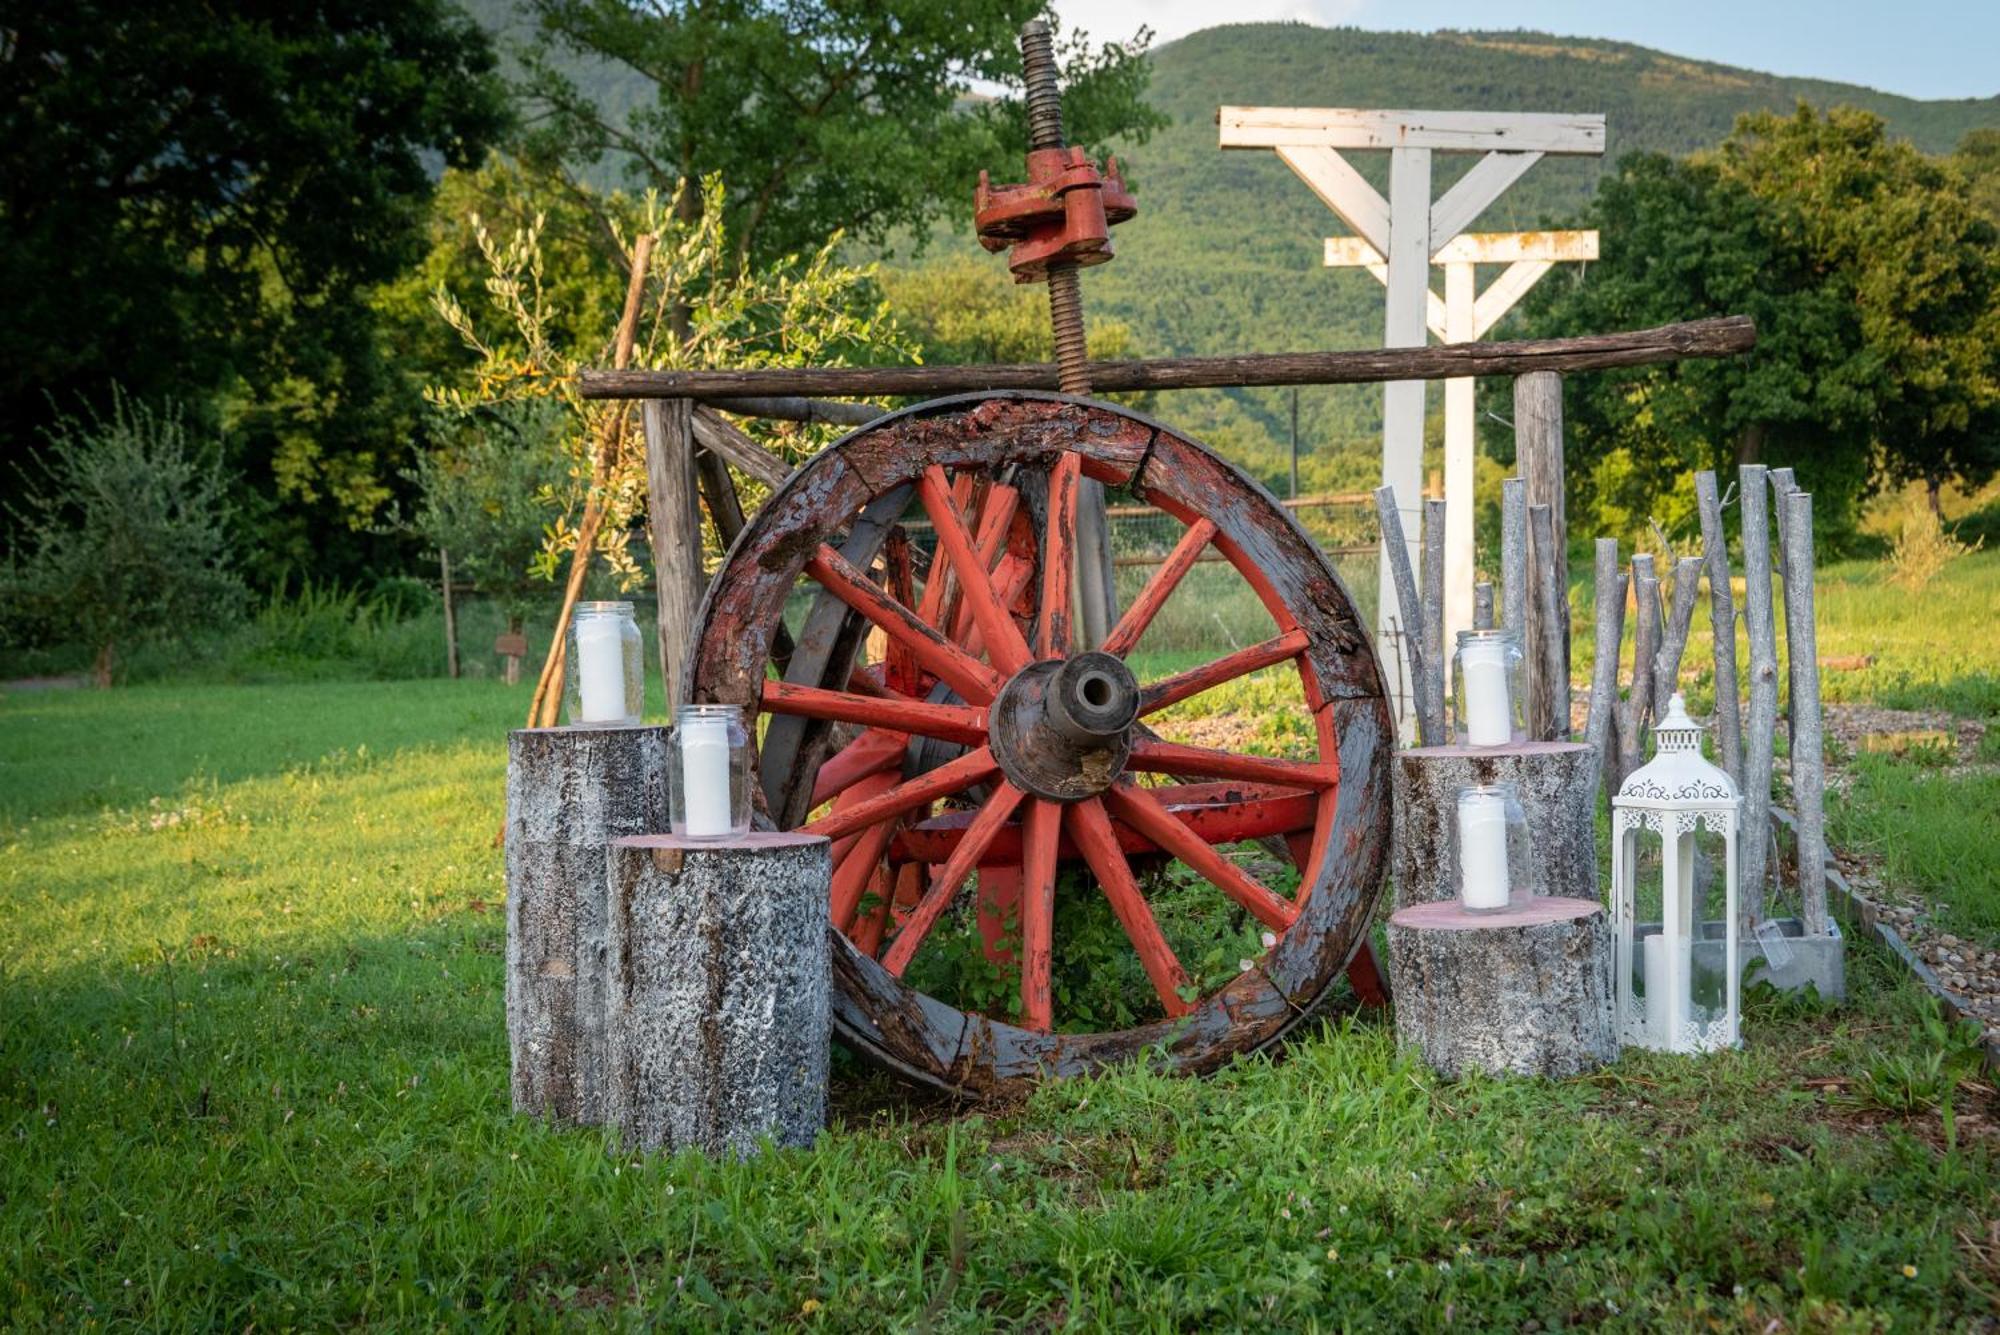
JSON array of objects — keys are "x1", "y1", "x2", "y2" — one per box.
[
  {"x1": 1457, "y1": 790, "x2": 1510, "y2": 910},
  {"x1": 680, "y1": 713, "x2": 733, "y2": 837},
  {"x1": 1643, "y1": 932, "x2": 1691, "y2": 1047},
  {"x1": 1462, "y1": 638, "x2": 1512, "y2": 746},
  {"x1": 575, "y1": 616, "x2": 628, "y2": 723}
]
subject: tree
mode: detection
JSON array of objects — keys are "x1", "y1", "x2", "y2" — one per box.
[
  {"x1": 513, "y1": 2, "x2": 1164, "y2": 268},
  {"x1": 1, "y1": 395, "x2": 245, "y2": 686},
  {"x1": 1718, "y1": 107, "x2": 2000, "y2": 515},
  {"x1": 1955, "y1": 128, "x2": 2000, "y2": 227},
  {"x1": 0, "y1": 1, "x2": 509, "y2": 574},
  {"x1": 1513, "y1": 105, "x2": 2000, "y2": 539}
]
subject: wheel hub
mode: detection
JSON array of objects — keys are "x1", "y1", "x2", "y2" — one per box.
[{"x1": 988, "y1": 651, "x2": 1139, "y2": 801}]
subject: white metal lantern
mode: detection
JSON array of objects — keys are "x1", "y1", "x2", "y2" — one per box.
[{"x1": 1611, "y1": 693, "x2": 1741, "y2": 1054}]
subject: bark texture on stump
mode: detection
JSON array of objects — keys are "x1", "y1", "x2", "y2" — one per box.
[
  {"x1": 506, "y1": 726, "x2": 669, "y2": 1124},
  {"x1": 606, "y1": 832, "x2": 832, "y2": 1157},
  {"x1": 1388, "y1": 897, "x2": 1616, "y2": 1079},
  {"x1": 1393, "y1": 743, "x2": 1598, "y2": 907}
]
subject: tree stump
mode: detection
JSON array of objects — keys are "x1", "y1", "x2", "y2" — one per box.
[
  {"x1": 605, "y1": 832, "x2": 832, "y2": 1157},
  {"x1": 1387, "y1": 897, "x2": 1616, "y2": 1078},
  {"x1": 1392, "y1": 742, "x2": 1597, "y2": 907},
  {"x1": 505, "y1": 725, "x2": 668, "y2": 1125}
]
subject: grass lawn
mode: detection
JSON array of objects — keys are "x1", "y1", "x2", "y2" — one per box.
[{"x1": 3, "y1": 674, "x2": 1997, "y2": 1328}]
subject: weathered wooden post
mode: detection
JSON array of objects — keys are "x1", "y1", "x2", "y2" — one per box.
[
  {"x1": 1694, "y1": 471, "x2": 1743, "y2": 786},
  {"x1": 1582, "y1": 538, "x2": 1627, "y2": 802},
  {"x1": 1388, "y1": 897, "x2": 1617, "y2": 1078},
  {"x1": 1738, "y1": 465, "x2": 1779, "y2": 923},
  {"x1": 1782, "y1": 492, "x2": 1830, "y2": 938},
  {"x1": 1516, "y1": 373, "x2": 1569, "y2": 737},
  {"x1": 505, "y1": 725, "x2": 669, "y2": 1124},
  {"x1": 644, "y1": 397, "x2": 703, "y2": 711},
  {"x1": 605, "y1": 832, "x2": 832, "y2": 1157}
]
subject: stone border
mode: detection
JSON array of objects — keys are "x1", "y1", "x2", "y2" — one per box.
[{"x1": 1772, "y1": 805, "x2": 2000, "y2": 1076}]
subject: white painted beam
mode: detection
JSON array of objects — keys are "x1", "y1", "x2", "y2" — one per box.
[
  {"x1": 1381, "y1": 145, "x2": 1432, "y2": 737},
  {"x1": 1429, "y1": 152, "x2": 1543, "y2": 251},
  {"x1": 1275, "y1": 147, "x2": 1389, "y2": 254},
  {"x1": 1221, "y1": 107, "x2": 1605, "y2": 155},
  {"x1": 1324, "y1": 230, "x2": 1599, "y2": 267},
  {"x1": 1443, "y1": 261, "x2": 1477, "y2": 653},
  {"x1": 1473, "y1": 260, "x2": 1556, "y2": 339}
]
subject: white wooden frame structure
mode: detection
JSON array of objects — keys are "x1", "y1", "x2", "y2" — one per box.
[
  {"x1": 1221, "y1": 107, "x2": 1604, "y2": 725},
  {"x1": 1323, "y1": 228, "x2": 1599, "y2": 649}
]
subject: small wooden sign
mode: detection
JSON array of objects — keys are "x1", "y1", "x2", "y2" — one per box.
[{"x1": 494, "y1": 632, "x2": 529, "y2": 659}]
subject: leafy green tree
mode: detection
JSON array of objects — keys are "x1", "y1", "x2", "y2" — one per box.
[
  {"x1": 1955, "y1": 129, "x2": 2000, "y2": 227},
  {"x1": 2, "y1": 395, "x2": 245, "y2": 686},
  {"x1": 1513, "y1": 106, "x2": 2000, "y2": 539},
  {"x1": 512, "y1": 2, "x2": 1164, "y2": 267},
  {"x1": 0, "y1": 0, "x2": 509, "y2": 574}
]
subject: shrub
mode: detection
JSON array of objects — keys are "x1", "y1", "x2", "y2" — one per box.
[
  {"x1": 1888, "y1": 494, "x2": 1983, "y2": 591},
  {"x1": 1, "y1": 392, "x2": 244, "y2": 684}
]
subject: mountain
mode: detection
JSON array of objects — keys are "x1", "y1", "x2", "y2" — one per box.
[
  {"x1": 464, "y1": 12, "x2": 2000, "y2": 486},
  {"x1": 1041, "y1": 24, "x2": 2000, "y2": 482}
]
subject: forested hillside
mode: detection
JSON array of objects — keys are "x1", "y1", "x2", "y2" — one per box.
[
  {"x1": 470, "y1": 14, "x2": 2000, "y2": 491},
  {"x1": 1020, "y1": 24, "x2": 2000, "y2": 486}
]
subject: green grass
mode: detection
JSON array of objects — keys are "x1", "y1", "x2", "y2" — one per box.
[
  {"x1": 3, "y1": 678, "x2": 1997, "y2": 1326},
  {"x1": 1831, "y1": 757, "x2": 2000, "y2": 945}
]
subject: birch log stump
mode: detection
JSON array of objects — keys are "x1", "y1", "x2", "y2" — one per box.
[
  {"x1": 1388, "y1": 897, "x2": 1616, "y2": 1078},
  {"x1": 605, "y1": 832, "x2": 832, "y2": 1157},
  {"x1": 1393, "y1": 742, "x2": 1599, "y2": 907},
  {"x1": 506, "y1": 725, "x2": 669, "y2": 1125}
]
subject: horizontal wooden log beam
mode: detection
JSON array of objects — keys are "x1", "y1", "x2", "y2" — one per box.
[
  {"x1": 578, "y1": 317, "x2": 1754, "y2": 402},
  {"x1": 706, "y1": 395, "x2": 882, "y2": 427}
]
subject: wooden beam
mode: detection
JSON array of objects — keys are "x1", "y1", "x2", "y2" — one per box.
[
  {"x1": 1473, "y1": 260, "x2": 1555, "y2": 339},
  {"x1": 1275, "y1": 146, "x2": 1389, "y2": 253},
  {"x1": 1324, "y1": 229, "x2": 1598, "y2": 267},
  {"x1": 1429, "y1": 151, "x2": 1544, "y2": 250},
  {"x1": 1220, "y1": 106, "x2": 1605, "y2": 154},
  {"x1": 707, "y1": 395, "x2": 881, "y2": 427},
  {"x1": 579, "y1": 318, "x2": 1756, "y2": 400},
  {"x1": 689, "y1": 406, "x2": 790, "y2": 491}
]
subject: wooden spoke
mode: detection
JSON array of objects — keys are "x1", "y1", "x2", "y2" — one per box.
[
  {"x1": 1101, "y1": 518, "x2": 1217, "y2": 658},
  {"x1": 1126, "y1": 737, "x2": 1335, "y2": 790},
  {"x1": 919, "y1": 466, "x2": 1032, "y2": 675},
  {"x1": 894, "y1": 782, "x2": 1316, "y2": 864},
  {"x1": 809, "y1": 728, "x2": 907, "y2": 809},
  {"x1": 761, "y1": 680, "x2": 986, "y2": 746},
  {"x1": 881, "y1": 527, "x2": 920, "y2": 694},
  {"x1": 881, "y1": 782, "x2": 1028, "y2": 976},
  {"x1": 1067, "y1": 798, "x2": 1193, "y2": 1017},
  {"x1": 852, "y1": 863, "x2": 895, "y2": 956},
  {"x1": 1019, "y1": 797, "x2": 1060, "y2": 1031},
  {"x1": 1038, "y1": 453, "x2": 1080, "y2": 658},
  {"x1": 948, "y1": 483, "x2": 1022, "y2": 644},
  {"x1": 1137, "y1": 628, "x2": 1310, "y2": 715},
  {"x1": 803, "y1": 747, "x2": 999, "y2": 842},
  {"x1": 831, "y1": 818, "x2": 899, "y2": 932},
  {"x1": 1103, "y1": 783, "x2": 1299, "y2": 931},
  {"x1": 805, "y1": 544, "x2": 1001, "y2": 704},
  {"x1": 915, "y1": 472, "x2": 978, "y2": 625}
]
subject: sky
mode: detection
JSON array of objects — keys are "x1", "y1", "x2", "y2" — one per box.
[{"x1": 1051, "y1": 0, "x2": 1999, "y2": 101}]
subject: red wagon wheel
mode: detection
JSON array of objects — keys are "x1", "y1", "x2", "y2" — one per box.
[{"x1": 690, "y1": 392, "x2": 1392, "y2": 1094}]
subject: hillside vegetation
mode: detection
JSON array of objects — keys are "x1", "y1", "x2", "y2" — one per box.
[{"x1": 905, "y1": 24, "x2": 2000, "y2": 490}]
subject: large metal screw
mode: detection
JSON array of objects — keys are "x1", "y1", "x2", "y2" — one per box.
[{"x1": 1019, "y1": 19, "x2": 1090, "y2": 396}]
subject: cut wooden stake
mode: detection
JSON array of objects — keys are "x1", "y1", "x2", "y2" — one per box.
[
  {"x1": 1473, "y1": 580, "x2": 1495, "y2": 630},
  {"x1": 1375, "y1": 485, "x2": 1437, "y2": 744},
  {"x1": 1618, "y1": 554, "x2": 1660, "y2": 785},
  {"x1": 1528, "y1": 503, "x2": 1568, "y2": 740},
  {"x1": 644, "y1": 398, "x2": 703, "y2": 712},
  {"x1": 1694, "y1": 471, "x2": 1742, "y2": 787},
  {"x1": 1583, "y1": 538, "x2": 1626, "y2": 802},
  {"x1": 1655, "y1": 556, "x2": 1704, "y2": 705},
  {"x1": 1738, "y1": 465, "x2": 1779, "y2": 924},
  {"x1": 1782, "y1": 492, "x2": 1829, "y2": 936},
  {"x1": 1500, "y1": 475, "x2": 1527, "y2": 653},
  {"x1": 1421, "y1": 496, "x2": 1448, "y2": 744},
  {"x1": 439, "y1": 549, "x2": 459, "y2": 680}
]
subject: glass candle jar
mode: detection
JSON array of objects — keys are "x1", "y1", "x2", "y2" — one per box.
[
  {"x1": 564, "y1": 601, "x2": 644, "y2": 727},
  {"x1": 1452, "y1": 628, "x2": 1525, "y2": 747},
  {"x1": 1455, "y1": 782, "x2": 1529, "y2": 912},
  {"x1": 671, "y1": 704, "x2": 752, "y2": 839}
]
